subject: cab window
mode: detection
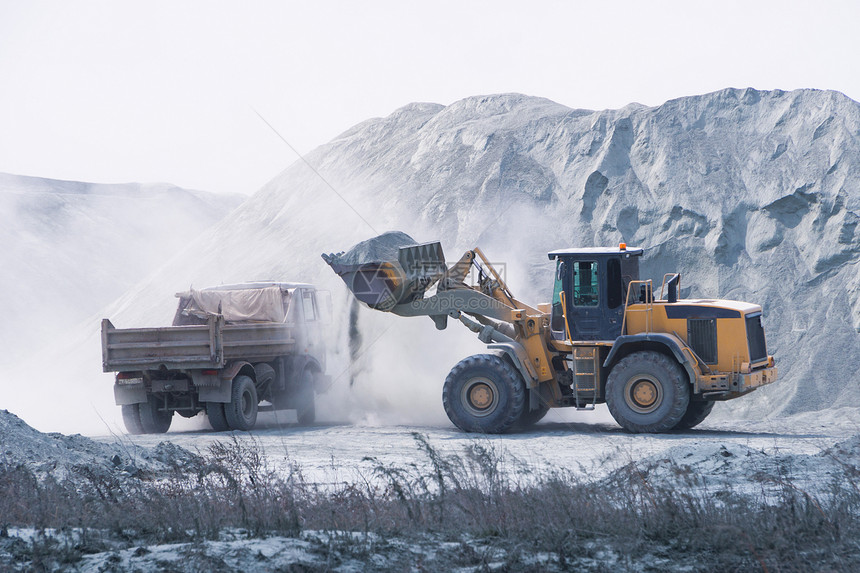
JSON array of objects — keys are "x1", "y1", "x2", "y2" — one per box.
[
  {"x1": 573, "y1": 261, "x2": 599, "y2": 307},
  {"x1": 552, "y1": 261, "x2": 564, "y2": 305},
  {"x1": 302, "y1": 290, "x2": 317, "y2": 321},
  {"x1": 550, "y1": 260, "x2": 566, "y2": 333}
]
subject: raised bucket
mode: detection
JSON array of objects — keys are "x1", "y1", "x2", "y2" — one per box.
[{"x1": 323, "y1": 233, "x2": 447, "y2": 310}]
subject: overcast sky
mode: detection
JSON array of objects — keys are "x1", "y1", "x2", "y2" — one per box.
[{"x1": 1, "y1": 0, "x2": 858, "y2": 196}]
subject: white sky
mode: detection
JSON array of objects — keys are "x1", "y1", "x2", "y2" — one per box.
[{"x1": 1, "y1": 0, "x2": 858, "y2": 196}]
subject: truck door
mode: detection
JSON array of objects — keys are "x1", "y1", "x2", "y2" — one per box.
[{"x1": 300, "y1": 288, "x2": 324, "y2": 362}]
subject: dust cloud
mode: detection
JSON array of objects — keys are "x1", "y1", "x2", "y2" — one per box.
[{"x1": 6, "y1": 88, "x2": 860, "y2": 434}]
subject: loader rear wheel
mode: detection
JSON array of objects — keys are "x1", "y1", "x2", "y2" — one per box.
[
  {"x1": 674, "y1": 400, "x2": 715, "y2": 430},
  {"x1": 443, "y1": 354, "x2": 526, "y2": 434},
  {"x1": 224, "y1": 375, "x2": 258, "y2": 431},
  {"x1": 138, "y1": 395, "x2": 173, "y2": 434},
  {"x1": 121, "y1": 404, "x2": 145, "y2": 435},
  {"x1": 296, "y1": 369, "x2": 316, "y2": 425},
  {"x1": 606, "y1": 351, "x2": 689, "y2": 433},
  {"x1": 206, "y1": 401, "x2": 230, "y2": 432}
]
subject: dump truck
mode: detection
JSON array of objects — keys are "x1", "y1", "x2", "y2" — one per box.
[
  {"x1": 102, "y1": 282, "x2": 331, "y2": 434},
  {"x1": 323, "y1": 233, "x2": 777, "y2": 433}
]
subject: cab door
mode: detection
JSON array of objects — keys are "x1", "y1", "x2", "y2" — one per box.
[
  {"x1": 550, "y1": 258, "x2": 603, "y2": 340},
  {"x1": 299, "y1": 288, "x2": 324, "y2": 363},
  {"x1": 567, "y1": 260, "x2": 603, "y2": 340}
]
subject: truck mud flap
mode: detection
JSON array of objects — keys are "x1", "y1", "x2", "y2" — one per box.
[
  {"x1": 114, "y1": 383, "x2": 147, "y2": 406},
  {"x1": 198, "y1": 378, "x2": 233, "y2": 404}
]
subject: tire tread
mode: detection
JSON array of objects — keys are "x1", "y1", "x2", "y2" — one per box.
[
  {"x1": 442, "y1": 354, "x2": 526, "y2": 434},
  {"x1": 674, "y1": 400, "x2": 715, "y2": 430},
  {"x1": 606, "y1": 351, "x2": 689, "y2": 433}
]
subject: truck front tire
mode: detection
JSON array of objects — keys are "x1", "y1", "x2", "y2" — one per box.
[
  {"x1": 443, "y1": 354, "x2": 526, "y2": 434},
  {"x1": 296, "y1": 369, "x2": 316, "y2": 425},
  {"x1": 606, "y1": 351, "x2": 690, "y2": 433},
  {"x1": 224, "y1": 375, "x2": 258, "y2": 431},
  {"x1": 138, "y1": 396, "x2": 173, "y2": 434}
]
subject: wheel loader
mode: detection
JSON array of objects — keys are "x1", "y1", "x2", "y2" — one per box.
[{"x1": 322, "y1": 233, "x2": 777, "y2": 433}]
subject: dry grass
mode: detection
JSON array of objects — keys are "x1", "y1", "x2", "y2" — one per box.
[{"x1": 2, "y1": 433, "x2": 860, "y2": 571}]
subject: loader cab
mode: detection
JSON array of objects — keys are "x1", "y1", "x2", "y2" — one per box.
[{"x1": 548, "y1": 245, "x2": 643, "y2": 341}]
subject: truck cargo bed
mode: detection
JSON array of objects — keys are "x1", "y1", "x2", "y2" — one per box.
[{"x1": 101, "y1": 315, "x2": 296, "y2": 372}]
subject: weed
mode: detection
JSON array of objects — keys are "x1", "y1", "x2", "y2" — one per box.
[{"x1": 3, "y1": 435, "x2": 860, "y2": 571}]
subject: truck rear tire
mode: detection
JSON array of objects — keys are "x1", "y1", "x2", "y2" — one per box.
[
  {"x1": 606, "y1": 351, "x2": 689, "y2": 433},
  {"x1": 674, "y1": 400, "x2": 715, "y2": 430},
  {"x1": 224, "y1": 375, "x2": 258, "y2": 431},
  {"x1": 121, "y1": 404, "x2": 145, "y2": 435},
  {"x1": 442, "y1": 354, "x2": 526, "y2": 434},
  {"x1": 138, "y1": 396, "x2": 173, "y2": 434},
  {"x1": 296, "y1": 369, "x2": 315, "y2": 425},
  {"x1": 206, "y1": 401, "x2": 230, "y2": 432}
]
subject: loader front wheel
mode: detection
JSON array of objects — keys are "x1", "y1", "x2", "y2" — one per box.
[
  {"x1": 606, "y1": 351, "x2": 689, "y2": 433},
  {"x1": 443, "y1": 354, "x2": 526, "y2": 434},
  {"x1": 674, "y1": 400, "x2": 715, "y2": 430},
  {"x1": 516, "y1": 402, "x2": 549, "y2": 429},
  {"x1": 296, "y1": 369, "x2": 316, "y2": 425},
  {"x1": 224, "y1": 375, "x2": 258, "y2": 431}
]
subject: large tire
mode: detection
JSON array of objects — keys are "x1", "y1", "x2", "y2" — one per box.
[
  {"x1": 138, "y1": 395, "x2": 173, "y2": 434},
  {"x1": 224, "y1": 375, "x2": 258, "y2": 431},
  {"x1": 442, "y1": 354, "x2": 526, "y2": 434},
  {"x1": 516, "y1": 402, "x2": 549, "y2": 429},
  {"x1": 121, "y1": 404, "x2": 144, "y2": 435},
  {"x1": 296, "y1": 369, "x2": 316, "y2": 425},
  {"x1": 606, "y1": 351, "x2": 690, "y2": 433},
  {"x1": 206, "y1": 401, "x2": 230, "y2": 432},
  {"x1": 674, "y1": 400, "x2": 715, "y2": 430}
]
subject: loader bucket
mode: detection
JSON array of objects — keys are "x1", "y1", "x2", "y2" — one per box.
[{"x1": 322, "y1": 232, "x2": 447, "y2": 310}]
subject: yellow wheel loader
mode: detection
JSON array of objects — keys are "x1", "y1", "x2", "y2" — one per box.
[{"x1": 323, "y1": 233, "x2": 777, "y2": 433}]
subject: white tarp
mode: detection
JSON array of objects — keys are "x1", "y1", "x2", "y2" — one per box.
[{"x1": 184, "y1": 286, "x2": 289, "y2": 323}]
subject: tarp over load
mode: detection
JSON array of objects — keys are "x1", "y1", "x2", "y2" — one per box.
[
  {"x1": 322, "y1": 231, "x2": 447, "y2": 310},
  {"x1": 173, "y1": 285, "x2": 291, "y2": 325}
]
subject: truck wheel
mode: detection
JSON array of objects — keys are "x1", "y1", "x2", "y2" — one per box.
[
  {"x1": 516, "y1": 402, "x2": 549, "y2": 429},
  {"x1": 121, "y1": 404, "x2": 145, "y2": 435},
  {"x1": 138, "y1": 395, "x2": 173, "y2": 434},
  {"x1": 674, "y1": 400, "x2": 715, "y2": 430},
  {"x1": 606, "y1": 351, "x2": 689, "y2": 433},
  {"x1": 224, "y1": 375, "x2": 258, "y2": 431},
  {"x1": 296, "y1": 369, "x2": 315, "y2": 425},
  {"x1": 206, "y1": 402, "x2": 230, "y2": 432},
  {"x1": 442, "y1": 354, "x2": 526, "y2": 434}
]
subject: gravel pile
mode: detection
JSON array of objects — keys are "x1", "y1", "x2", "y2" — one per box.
[{"x1": 0, "y1": 409, "x2": 202, "y2": 484}]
